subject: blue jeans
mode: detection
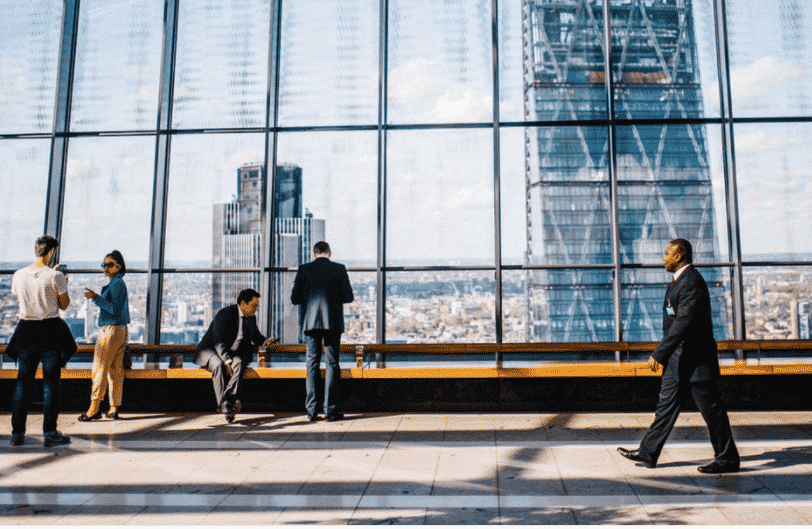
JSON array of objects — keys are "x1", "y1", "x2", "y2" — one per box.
[
  {"x1": 304, "y1": 331, "x2": 341, "y2": 417},
  {"x1": 12, "y1": 346, "x2": 62, "y2": 434}
]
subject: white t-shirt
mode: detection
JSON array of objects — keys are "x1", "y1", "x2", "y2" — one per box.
[{"x1": 11, "y1": 264, "x2": 68, "y2": 320}]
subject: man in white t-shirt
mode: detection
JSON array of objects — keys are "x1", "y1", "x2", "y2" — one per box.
[{"x1": 8, "y1": 235, "x2": 73, "y2": 447}]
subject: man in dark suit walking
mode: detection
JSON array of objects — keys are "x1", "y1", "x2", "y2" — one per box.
[
  {"x1": 291, "y1": 241, "x2": 354, "y2": 422},
  {"x1": 195, "y1": 288, "x2": 276, "y2": 422},
  {"x1": 618, "y1": 238, "x2": 740, "y2": 474}
]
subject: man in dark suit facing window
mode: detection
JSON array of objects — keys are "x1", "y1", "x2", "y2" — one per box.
[
  {"x1": 291, "y1": 241, "x2": 354, "y2": 422},
  {"x1": 618, "y1": 238, "x2": 740, "y2": 474},
  {"x1": 195, "y1": 288, "x2": 276, "y2": 422}
]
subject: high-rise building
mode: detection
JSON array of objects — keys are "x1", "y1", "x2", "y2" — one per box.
[
  {"x1": 212, "y1": 163, "x2": 324, "y2": 344},
  {"x1": 798, "y1": 301, "x2": 812, "y2": 340},
  {"x1": 273, "y1": 215, "x2": 325, "y2": 344},
  {"x1": 523, "y1": 0, "x2": 723, "y2": 342}
]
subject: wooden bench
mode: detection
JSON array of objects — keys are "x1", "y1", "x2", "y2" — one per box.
[{"x1": 1, "y1": 340, "x2": 811, "y2": 379}]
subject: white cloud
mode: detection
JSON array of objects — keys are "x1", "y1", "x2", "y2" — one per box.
[
  {"x1": 735, "y1": 129, "x2": 804, "y2": 154},
  {"x1": 730, "y1": 56, "x2": 807, "y2": 101},
  {"x1": 389, "y1": 58, "x2": 491, "y2": 122},
  {"x1": 217, "y1": 149, "x2": 264, "y2": 173},
  {"x1": 389, "y1": 58, "x2": 443, "y2": 102},
  {"x1": 434, "y1": 88, "x2": 491, "y2": 122},
  {"x1": 447, "y1": 183, "x2": 491, "y2": 210},
  {"x1": 65, "y1": 158, "x2": 96, "y2": 181}
]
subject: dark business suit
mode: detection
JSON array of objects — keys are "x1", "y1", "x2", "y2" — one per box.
[
  {"x1": 637, "y1": 265, "x2": 739, "y2": 466},
  {"x1": 195, "y1": 304, "x2": 266, "y2": 409},
  {"x1": 291, "y1": 256, "x2": 354, "y2": 418}
]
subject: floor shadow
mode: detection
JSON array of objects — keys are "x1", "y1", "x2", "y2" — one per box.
[{"x1": 742, "y1": 445, "x2": 812, "y2": 471}]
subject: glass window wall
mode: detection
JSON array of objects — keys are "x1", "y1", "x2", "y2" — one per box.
[{"x1": 3, "y1": 0, "x2": 812, "y2": 364}]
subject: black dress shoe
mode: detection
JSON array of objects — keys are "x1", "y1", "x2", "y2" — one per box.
[
  {"x1": 698, "y1": 460, "x2": 740, "y2": 474},
  {"x1": 325, "y1": 413, "x2": 344, "y2": 422},
  {"x1": 105, "y1": 411, "x2": 119, "y2": 420},
  {"x1": 308, "y1": 414, "x2": 321, "y2": 422},
  {"x1": 617, "y1": 447, "x2": 655, "y2": 468},
  {"x1": 218, "y1": 403, "x2": 235, "y2": 422},
  {"x1": 78, "y1": 412, "x2": 102, "y2": 422},
  {"x1": 43, "y1": 431, "x2": 71, "y2": 447}
]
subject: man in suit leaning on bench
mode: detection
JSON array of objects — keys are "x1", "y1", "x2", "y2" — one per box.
[
  {"x1": 195, "y1": 288, "x2": 276, "y2": 422},
  {"x1": 617, "y1": 238, "x2": 739, "y2": 474}
]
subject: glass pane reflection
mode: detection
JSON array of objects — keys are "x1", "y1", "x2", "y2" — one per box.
[
  {"x1": 744, "y1": 265, "x2": 812, "y2": 341},
  {"x1": 501, "y1": 270, "x2": 530, "y2": 343},
  {"x1": 497, "y1": 0, "x2": 526, "y2": 122},
  {"x1": 164, "y1": 133, "x2": 265, "y2": 267},
  {"x1": 528, "y1": 268, "x2": 614, "y2": 343},
  {"x1": 61, "y1": 137, "x2": 154, "y2": 268},
  {"x1": 735, "y1": 122, "x2": 812, "y2": 261},
  {"x1": 0, "y1": 0, "x2": 61, "y2": 134},
  {"x1": 277, "y1": 0, "x2": 378, "y2": 127},
  {"x1": 0, "y1": 140, "x2": 50, "y2": 265},
  {"x1": 70, "y1": 0, "x2": 163, "y2": 131},
  {"x1": 385, "y1": 271, "x2": 495, "y2": 343},
  {"x1": 521, "y1": 0, "x2": 608, "y2": 124},
  {"x1": 616, "y1": 124, "x2": 725, "y2": 266},
  {"x1": 161, "y1": 272, "x2": 212, "y2": 345},
  {"x1": 499, "y1": 128, "x2": 530, "y2": 267},
  {"x1": 345, "y1": 272, "x2": 376, "y2": 344},
  {"x1": 387, "y1": 129, "x2": 494, "y2": 266},
  {"x1": 0, "y1": 275, "x2": 18, "y2": 343},
  {"x1": 611, "y1": 0, "x2": 718, "y2": 120},
  {"x1": 727, "y1": 0, "x2": 812, "y2": 117},
  {"x1": 388, "y1": 0, "x2": 493, "y2": 124},
  {"x1": 275, "y1": 132, "x2": 378, "y2": 266},
  {"x1": 172, "y1": 0, "x2": 270, "y2": 129}
]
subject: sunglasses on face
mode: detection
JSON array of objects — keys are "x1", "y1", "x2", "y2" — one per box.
[{"x1": 102, "y1": 262, "x2": 117, "y2": 269}]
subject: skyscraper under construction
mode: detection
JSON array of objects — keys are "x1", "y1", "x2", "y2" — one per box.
[{"x1": 523, "y1": 0, "x2": 724, "y2": 342}]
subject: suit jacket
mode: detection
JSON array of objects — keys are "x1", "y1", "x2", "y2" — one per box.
[
  {"x1": 651, "y1": 265, "x2": 720, "y2": 383},
  {"x1": 290, "y1": 257, "x2": 354, "y2": 334},
  {"x1": 195, "y1": 304, "x2": 266, "y2": 366}
]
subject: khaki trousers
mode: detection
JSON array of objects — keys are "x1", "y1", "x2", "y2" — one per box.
[{"x1": 90, "y1": 325, "x2": 128, "y2": 408}]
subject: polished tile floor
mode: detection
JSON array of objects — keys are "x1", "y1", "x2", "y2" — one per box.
[{"x1": 2, "y1": 410, "x2": 812, "y2": 525}]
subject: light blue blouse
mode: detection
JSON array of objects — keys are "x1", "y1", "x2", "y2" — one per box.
[{"x1": 93, "y1": 273, "x2": 131, "y2": 326}]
